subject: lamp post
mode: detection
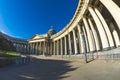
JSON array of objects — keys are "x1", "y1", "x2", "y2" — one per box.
[{"x1": 81, "y1": 32, "x2": 87, "y2": 64}]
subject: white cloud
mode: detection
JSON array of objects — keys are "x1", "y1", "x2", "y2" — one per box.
[{"x1": 0, "y1": 13, "x2": 11, "y2": 35}]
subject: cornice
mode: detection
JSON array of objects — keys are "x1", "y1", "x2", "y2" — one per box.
[{"x1": 51, "y1": 0, "x2": 88, "y2": 39}]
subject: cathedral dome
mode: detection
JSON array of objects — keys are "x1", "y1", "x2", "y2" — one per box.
[{"x1": 47, "y1": 27, "x2": 56, "y2": 36}]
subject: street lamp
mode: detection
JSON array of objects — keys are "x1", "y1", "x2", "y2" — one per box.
[{"x1": 81, "y1": 32, "x2": 87, "y2": 64}]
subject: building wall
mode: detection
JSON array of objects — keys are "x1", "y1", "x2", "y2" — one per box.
[{"x1": 28, "y1": 0, "x2": 120, "y2": 56}]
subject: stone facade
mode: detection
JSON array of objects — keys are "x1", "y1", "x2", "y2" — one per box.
[{"x1": 28, "y1": 0, "x2": 120, "y2": 56}]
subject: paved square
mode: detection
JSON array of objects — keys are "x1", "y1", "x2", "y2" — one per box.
[{"x1": 0, "y1": 57, "x2": 120, "y2": 80}]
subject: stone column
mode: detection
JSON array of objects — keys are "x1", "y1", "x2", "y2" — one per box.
[
  {"x1": 43, "y1": 41, "x2": 45, "y2": 56},
  {"x1": 77, "y1": 25, "x2": 84, "y2": 53},
  {"x1": 52, "y1": 42, "x2": 54, "y2": 55},
  {"x1": 23, "y1": 44, "x2": 24, "y2": 53},
  {"x1": 45, "y1": 42, "x2": 47, "y2": 55},
  {"x1": 88, "y1": 7, "x2": 109, "y2": 50},
  {"x1": 21, "y1": 44, "x2": 23, "y2": 53},
  {"x1": 30, "y1": 43, "x2": 33, "y2": 54},
  {"x1": 68, "y1": 33, "x2": 72, "y2": 56},
  {"x1": 23, "y1": 44, "x2": 26, "y2": 54},
  {"x1": 54, "y1": 41, "x2": 56, "y2": 55},
  {"x1": 31, "y1": 43, "x2": 33, "y2": 54},
  {"x1": 41, "y1": 42, "x2": 43, "y2": 55},
  {"x1": 94, "y1": 8, "x2": 114, "y2": 48},
  {"x1": 16, "y1": 44, "x2": 18, "y2": 53},
  {"x1": 50, "y1": 42, "x2": 53, "y2": 55},
  {"x1": 73, "y1": 29, "x2": 78, "y2": 55},
  {"x1": 20, "y1": 44, "x2": 22, "y2": 53},
  {"x1": 47, "y1": 43, "x2": 49, "y2": 55},
  {"x1": 29, "y1": 43, "x2": 31, "y2": 54},
  {"x1": 19, "y1": 44, "x2": 21, "y2": 53},
  {"x1": 25, "y1": 44, "x2": 27, "y2": 53},
  {"x1": 33, "y1": 43, "x2": 36, "y2": 54},
  {"x1": 48, "y1": 42, "x2": 50, "y2": 55},
  {"x1": 56, "y1": 40, "x2": 59, "y2": 55},
  {"x1": 18, "y1": 44, "x2": 20, "y2": 53},
  {"x1": 17, "y1": 44, "x2": 19, "y2": 53},
  {"x1": 32, "y1": 43, "x2": 34, "y2": 54},
  {"x1": 109, "y1": 21, "x2": 120, "y2": 47},
  {"x1": 88, "y1": 18, "x2": 100, "y2": 51},
  {"x1": 83, "y1": 17, "x2": 95, "y2": 52},
  {"x1": 36, "y1": 42, "x2": 38, "y2": 55},
  {"x1": 23, "y1": 44, "x2": 25, "y2": 53},
  {"x1": 82, "y1": 25, "x2": 89, "y2": 52},
  {"x1": 61, "y1": 38, "x2": 63, "y2": 56},
  {"x1": 100, "y1": 0, "x2": 120, "y2": 30},
  {"x1": 33, "y1": 43, "x2": 35, "y2": 54},
  {"x1": 57, "y1": 40, "x2": 59, "y2": 55},
  {"x1": 25, "y1": 44, "x2": 29, "y2": 54},
  {"x1": 113, "y1": 30, "x2": 120, "y2": 47},
  {"x1": 22, "y1": 44, "x2": 24, "y2": 53},
  {"x1": 64, "y1": 36, "x2": 67, "y2": 55},
  {"x1": 39, "y1": 42, "x2": 41, "y2": 55},
  {"x1": 29, "y1": 44, "x2": 31, "y2": 54},
  {"x1": 24, "y1": 44, "x2": 26, "y2": 53},
  {"x1": 19, "y1": 44, "x2": 22, "y2": 53}
]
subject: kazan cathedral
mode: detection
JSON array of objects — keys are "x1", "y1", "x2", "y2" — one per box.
[
  {"x1": 1, "y1": 0, "x2": 120, "y2": 60},
  {"x1": 28, "y1": 0, "x2": 120, "y2": 57}
]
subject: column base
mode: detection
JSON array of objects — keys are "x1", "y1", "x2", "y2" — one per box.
[
  {"x1": 110, "y1": 46, "x2": 116, "y2": 49},
  {"x1": 102, "y1": 47, "x2": 111, "y2": 51},
  {"x1": 90, "y1": 50, "x2": 97, "y2": 53},
  {"x1": 118, "y1": 45, "x2": 120, "y2": 47}
]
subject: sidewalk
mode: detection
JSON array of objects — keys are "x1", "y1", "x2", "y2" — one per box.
[{"x1": 0, "y1": 56, "x2": 120, "y2": 80}]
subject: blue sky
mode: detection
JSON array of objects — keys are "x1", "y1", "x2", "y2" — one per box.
[{"x1": 0, "y1": 0, "x2": 78, "y2": 39}]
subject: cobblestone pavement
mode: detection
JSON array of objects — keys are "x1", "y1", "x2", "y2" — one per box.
[{"x1": 0, "y1": 56, "x2": 120, "y2": 80}]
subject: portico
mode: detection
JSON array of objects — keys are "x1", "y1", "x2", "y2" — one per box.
[{"x1": 28, "y1": 0, "x2": 120, "y2": 58}]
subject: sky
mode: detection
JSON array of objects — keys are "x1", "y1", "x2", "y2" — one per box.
[{"x1": 0, "y1": 0, "x2": 78, "y2": 39}]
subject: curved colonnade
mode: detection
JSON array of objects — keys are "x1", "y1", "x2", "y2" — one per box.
[
  {"x1": 28, "y1": 0, "x2": 120, "y2": 57},
  {"x1": 0, "y1": 32, "x2": 28, "y2": 54}
]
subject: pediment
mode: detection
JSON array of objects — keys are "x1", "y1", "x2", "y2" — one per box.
[
  {"x1": 30, "y1": 34, "x2": 40, "y2": 40},
  {"x1": 28, "y1": 34, "x2": 47, "y2": 41},
  {"x1": 32, "y1": 35, "x2": 40, "y2": 39}
]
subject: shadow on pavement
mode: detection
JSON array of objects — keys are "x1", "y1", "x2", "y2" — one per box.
[{"x1": 0, "y1": 58, "x2": 78, "y2": 80}]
